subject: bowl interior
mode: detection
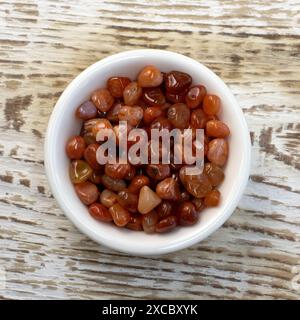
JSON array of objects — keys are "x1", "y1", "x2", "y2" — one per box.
[{"x1": 45, "y1": 50, "x2": 250, "y2": 255}]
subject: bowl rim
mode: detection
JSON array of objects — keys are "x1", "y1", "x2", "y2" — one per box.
[{"x1": 44, "y1": 49, "x2": 251, "y2": 256}]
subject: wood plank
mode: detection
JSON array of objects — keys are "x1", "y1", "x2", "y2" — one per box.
[{"x1": 0, "y1": 0, "x2": 299, "y2": 300}]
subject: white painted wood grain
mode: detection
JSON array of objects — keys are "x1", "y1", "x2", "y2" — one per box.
[{"x1": 0, "y1": 0, "x2": 299, "y2": 300}]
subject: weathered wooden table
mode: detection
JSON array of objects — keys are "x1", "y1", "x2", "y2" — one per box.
[{"x1": 0, "y1": 0, "x2": 299, "y2": 300}]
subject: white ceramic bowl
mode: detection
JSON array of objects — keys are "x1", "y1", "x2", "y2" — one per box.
[{"x1": 44, "y1": 49, "x2": 251, "y2": 256}]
